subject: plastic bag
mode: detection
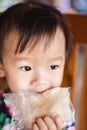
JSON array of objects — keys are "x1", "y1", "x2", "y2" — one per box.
[{"x1": 4, "y1": 87, "x2": 75, "y2": 130}]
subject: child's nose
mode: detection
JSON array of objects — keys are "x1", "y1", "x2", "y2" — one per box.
[{"x1": 30, "y1": 71, "x2": 50, "y2": 92}]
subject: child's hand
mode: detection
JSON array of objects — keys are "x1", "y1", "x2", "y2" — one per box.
[{"x1": 32, "y1": 115, "x2": 63, "y2": 130}]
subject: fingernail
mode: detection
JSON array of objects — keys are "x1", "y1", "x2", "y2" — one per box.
[{"x1": 51, "y1": 113, "x2": 58, "y2": 118}]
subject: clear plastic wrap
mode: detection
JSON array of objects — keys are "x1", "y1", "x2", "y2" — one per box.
[{"x1": 4, "y1": 87, "x2": 75, "y2": 130}]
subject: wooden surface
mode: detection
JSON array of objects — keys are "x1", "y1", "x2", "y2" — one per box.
[
  {"x1": 64, "y1": 14, "x2": 87, "y2": 43},
  {"x1": 62, "y1": 14, "x2": 87, "y2": 130},
  {"x1": 78, "y1": 47, "x2": 87, "y2": 130}
]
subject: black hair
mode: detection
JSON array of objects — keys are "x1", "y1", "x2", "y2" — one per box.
[{"x1": 0, "y1": 2, "x2": 73, "y2": 62}]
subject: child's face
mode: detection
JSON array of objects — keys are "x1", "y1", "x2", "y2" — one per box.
[{"x1": 0, "y1": 28, "x2": 65, "y2": 92}]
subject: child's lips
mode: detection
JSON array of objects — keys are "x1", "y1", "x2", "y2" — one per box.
[{"x1": 31, "y1": 85, "x2": 54, "y2": 93}]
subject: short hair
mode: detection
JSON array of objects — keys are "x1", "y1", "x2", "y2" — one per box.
[{"x1": 0, "y1": 2, "x2": 73, "y2": 62}]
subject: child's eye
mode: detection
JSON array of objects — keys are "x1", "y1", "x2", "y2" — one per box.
[
  {"x1": 19, "y1": 66, "x2": 31, "y2": 71},
  {"x1": 49, "y1": 65, "x2": 59, "y2": 70}
]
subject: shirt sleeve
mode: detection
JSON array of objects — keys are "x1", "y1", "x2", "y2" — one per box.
[{"x1": 0, "y1": 94, "x2": 12, "y2": 129}]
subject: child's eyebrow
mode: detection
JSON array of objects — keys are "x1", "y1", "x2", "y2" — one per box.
[
  {"x1": 15, "y1": 57, "x2": 32, "y2": 62},
  {"x1": 47, "y1": 56, "x2": 64, "y2": 62}
]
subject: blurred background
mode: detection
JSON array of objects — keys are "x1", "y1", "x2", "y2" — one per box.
[{"x1": 0, "y1": 0, "x2": 87, "y2": 13}]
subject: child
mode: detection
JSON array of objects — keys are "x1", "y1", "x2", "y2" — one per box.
[{"x1": 0, "y1": 2, "x2": 75, "y2": 130}]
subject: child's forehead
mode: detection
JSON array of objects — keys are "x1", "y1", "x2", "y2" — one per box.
[{"x1": 3, "y1": 27, "x2": 64, "y2": 54}]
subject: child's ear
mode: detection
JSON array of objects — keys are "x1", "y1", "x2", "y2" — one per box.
[{"x1": 0, "y1": 63, "x2": 5, "y2": 77}]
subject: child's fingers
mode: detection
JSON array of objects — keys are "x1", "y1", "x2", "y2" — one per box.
[
  {"x1": 35, "y1": 117, "x2": 48, "y2": 130},
  {"x1": 43, "y1": 116, "x2": 57, "y2": 130},
  {"x1": 32, "y1": 123, "x2": 39, "y2": 130},
  {"x1": 33, "y1": 116, "x2": 60, "y2": 130},
  {"x1": 52, "y1": 115, "x2": 64, "y2": 130}
]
